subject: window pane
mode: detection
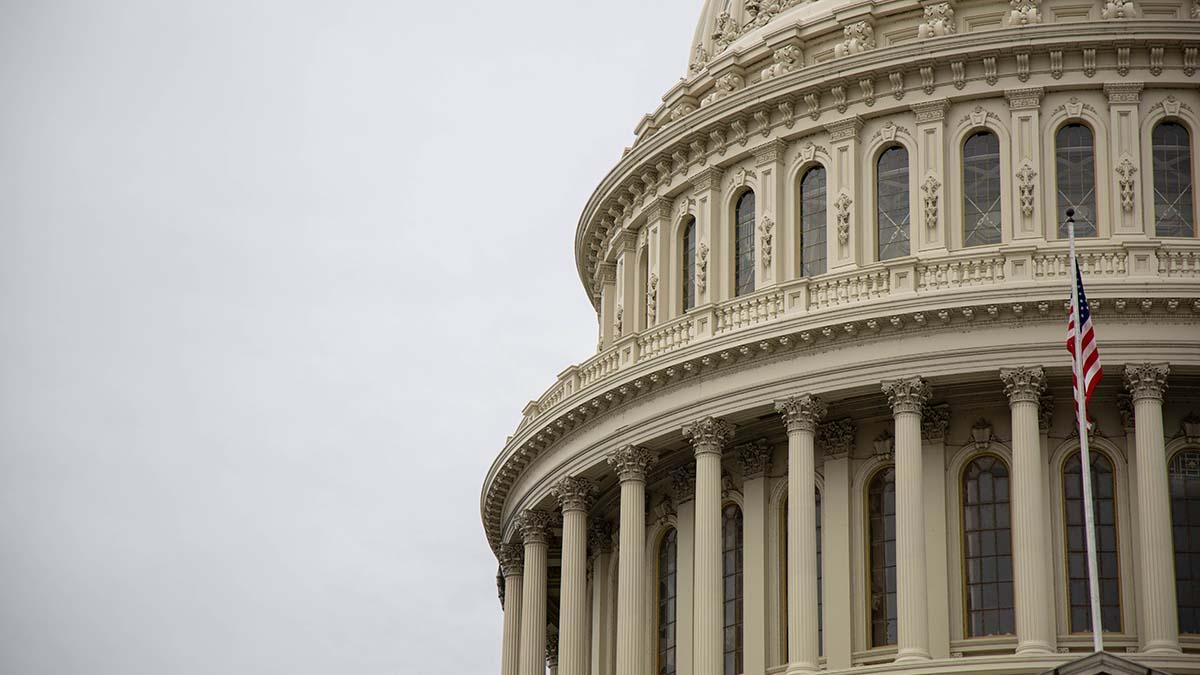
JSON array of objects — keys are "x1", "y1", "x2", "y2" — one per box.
[
  {"x1": 963, "y1": 131, "x2": 1003, "y2": 247},
  {"x1": 735, "y1": 192, "x2": 756, "y2": 296},
  {"x1": 1152, "y1": 122, "x2": 1195, "y2": 237},
  {"x1": 877, "y1": 147, "x2": 910, "y2": 260},
  {"x1": 800, "y1": 166, "x2": 828, "y2": 276},
  {"x1": 868, "y1": 467, "x2": 898, "y2": 646},
  {"x1": 962, "y1": 456, "x2": 1015, "y2": 636},
  {"x1": 682, "y1": 219, "x2": 697, "y2": 311},
  {"x1": 658, "y1": 528, "x2": 678, "y2": 675},
  {"x1": 722, "y1": 505, "x2": 744, "y2": 674},
  {"x1": 1170, "y1": 450, "x2": 1200, "y2": 634},
  {"x1": 1064, "y1": 452, "x2": 1121, "y2": 632},
  {"x1": 1056, "y1": 124, "x2": 1097, "y2": 237}
]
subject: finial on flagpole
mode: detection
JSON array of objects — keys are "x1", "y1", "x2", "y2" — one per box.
[{"x1": 1066, "y1": 207, "x2": 1075, "y2": 220}]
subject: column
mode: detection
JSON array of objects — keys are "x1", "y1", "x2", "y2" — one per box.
[
  {"x1": 823, "y1": 117, "x2": 863, "y2": 269},
  {"x1": 607, "y1": 445, "x2": 658, "y2": 675},
  {"x1": 738, "y1": 439, "x2": 774, "y2": 675},
  {"x1": 645, "y1": 198, "x2": 673, "y2": 323},
  {"x1": 1004, "y1": 88, "x2": 1044, "y2": 240},
  {"x1": 499, "y1": 543, "x2": 525, "y2": 675},
  {"x1": 554, "y1": 477, "x2": 596, "y2": 675},
  {"x1": 596, "y1": 262, "x2": 618, "y2": 350},
  {"x1": 753, "y1": 139, "x2": 788, "y2": 288},
  {"x1": 882, "y1": 377, "x2": 932, "y2": 663},
  {"x1": 589, "y1": 521, "x2": 614, "y2": 675},
  {"x1": 911, "y1": 100, "x2": 949, "y2": 252},
  {"x1": 683, "y1": 416, "x2": 736, "y2": 675},
  {"x1": 1001, "y1": 367, "x2": 1056, "y2": 654},
  {"x1": 670, "y1": 465, "x2": 698, "y2": 675},
  {"x1": 774, "y1": 396, "x2": 826, "y2": 674},
  {"x1": 690, "y1": 167, "x2": 725, "y2": 305},
  {"x1": 1125, "y1": 363, "x2": 1181, "y2": 654},
  {"x1": 517, "y1": 509, "x2": 555, "y2": 675},
  {"x1": 1104, "y1": 83, "x2": 1144, "y2": 236},
  {"x1": 920, "y1": 404, "x2": 951, "y2": 660},
  {"x1": 615, "y1": 232, "x2": 637, "y2": 339},
  {"x1": 817, "y1": 419, "x2": 855, "y2": 670}
]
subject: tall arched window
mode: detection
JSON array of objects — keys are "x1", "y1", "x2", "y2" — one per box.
[
  {"x1": 962, "y1": 131, "x2": 1003, "y2": 247},
  {"x1": 723, "y1": 504, "x2": 744, "y2": 675},
  {"x1": 658, "y1": 528, "x2": 678, "y2": 675},
  {"x1": 735, "y1": 192, "x2": 756, "y2": 296},
  {"x1": 1169, "y1": 449, "x2": 1200, "y2": 634},
  {"x1": 682, "y1": 217, "x2": 697, "y2": 311},
  {"x1": 1056, "y1": 124, "x2": 1098, "y2": 238},
  {"x1": 1064, "y1": 451, "x2": 1120, "y2": 632},
  {"x1": 876, "y1": 147, "x2": 910, "y2": 261},
  {"x1": 800, "y1": 166, "x2": 828, "y2": 276},
  {"x1": 1152, "y1": 122, "x2": 1195, "y2": 237},
  {"x1": 779, "y1": 490, "x2": 823, "y2": 657},
  {"x1": 868, "y1": 467, "x2": 898, "y2": 646},
  {"x1": 962, "y1": 455, "x2": 1014, "y2": 636}
]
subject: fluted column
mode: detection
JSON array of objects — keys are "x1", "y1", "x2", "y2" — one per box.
[
  {"x1": 607, "y1": 445, "x2": 658, "y2": 675},
  {"x1": 683, "y1": 416, "x2": 736, "y2": 675},
  {"x1": 882, "y1": 377, "x2": 931, "y2": 663},
  {"x1": 738, "y1": 439, "x2": 773, "y2": 675},
  {"x1": 500, "y1": 543, "x2": 525, "y2": 675},
  {"x1": 670, "y1": 466, "x2": 697, "y2": 675},
  {"x1": 553, "y1": 477, "x2": 596, "y2": 675},
  {"x1": 517, "y1": 510, "x2": 555, "y2": 675},
  {"x1": 1001, "y1": 367, "x2": 1055, "y2": 655},
  {"x1": 775, "y1": 395, "x2": 827, "y2": 674},
  {"x1": 1126, "y1": 363, "x2": 1181, "y2": 654}
]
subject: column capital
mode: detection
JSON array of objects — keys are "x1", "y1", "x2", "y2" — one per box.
[
  {"x1": 682, "y1": 416, "x2": 736, "y2": 456},
  {"x1": 1039, "y1": 394, "x2": 1054, "y2": 432},
  {"x1": 1104, "y1": 81, "x2": 1143, "y2": 104},
  {"x1": 588, "y1": 519, "x2": 613, "y2": 556},
  {"x1": 735, "y1": 438, "x2": 773, "y2": 479},
  {"x1": 499, "y1": 542, "x2": 525, "y2": 577},
  {"x1": 606, "y1": 444, "x2": 658, "y2": 482},
  {"x1": 670, "y1": 464, "x2": 697, "y2": 503},
  {"x1": 817, "y1": 417, "x2": 856, "y2": 458},
  {"x1": 517, "y1": 509, "x2": 555, "y2": 546},
  {"x1": 775, "y1": 394, "x2": 828, "y2": 433},
  {"x1": 551, "y1": 476, "x2": 597, "y2": 513},
  {"x1": 882, "y1": 377, "x2": 931, "y2": 415},
  {"x1": 1125, "y1": 362, "x2": 1169, "y2": 402},
  {"x1": 1005, "y1": 87, "x2": 1044, "y2": 110},
  {"x1": 921, "y1": 403, "x2": 951, "y2": 441},
  {"x1": 1001, "y1": 366, "x2": 1047, "y2": 405}
]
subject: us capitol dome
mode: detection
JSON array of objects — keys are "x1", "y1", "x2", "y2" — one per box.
[{"x1": 480, "y1": 1, "x2": 1200, "y2": 674}]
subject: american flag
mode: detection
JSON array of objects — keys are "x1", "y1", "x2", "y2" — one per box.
[{"x1": 1066, "y1": 263, "x2": 1102, "y2": 423}]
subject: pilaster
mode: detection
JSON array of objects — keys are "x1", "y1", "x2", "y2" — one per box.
[
  {"x1": 692, "y1": 167, "x2": 726, "y2": 305},
  {"x1": 817, "y1": 418, "x2": 854, "y2": 670},
  {"x1": 1105, "y1": 83, "x2": 1145, "y2": 236},
  {"x1": 911, "y1": 100, "x2": 950, "y2": 253},
  {"x1": 920, "y1": 403, "x2": 951, "y2": 660},
  {"x1": 589, "y1": 522, "x2": 615, "y2": 675},
  {"x1": 824, "y1": 116, "x2": 863, "y2": 270},
  {"x1": 1005, "y1": 88, "x2": 1044, "y2": 241},
  {"x1": 596, "y1": 262, "x2": 618, "y2": 349},
  {"x1": 738, "y1": 439, "x2": 773, "y2": 675},
  {"x1": 754, "y1": 139, "x2": 789, "y2": 289},
  {"x1": 671, "y1": 465, "x2": 697, "y2": 675},
  {"x1": 645, "y1": 197, "x2": 674, "y2": 326}
]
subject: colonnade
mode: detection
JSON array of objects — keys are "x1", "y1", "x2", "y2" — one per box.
[{"x1": 497, "y1": 363, "x2": 1182, "y2": 675}]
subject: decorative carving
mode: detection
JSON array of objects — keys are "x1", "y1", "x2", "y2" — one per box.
[
  {"x1": 588, "y1": 520, "x2": 613, "y2": 555},
  {"x1": 682, "y1": 416, "x2": 735, "y2": 455},
  {"x1": 834, "y1": 21, "x2": 875, "y2": 58},
  {"x1": 805, "y1": 92, "x2": 820, "y2": 120},
  {"x1": 922, "y1": 403, "x2": 952, "y2": 440},
  {"x1": 732, "y1": 166, "x2": 757, "y2": 188},
  {"x1": 1039, "y1": 394, "x2": 1054, "y2": 432},
  {"x1": 921, "y1": 65, "x2": 936, "y2": 94},
  {"x1": 711, "y1": 11, "x2": 740, "y2": 55},
  {"x1": 1050, "y1": 51, "x2": 1063, "y2": 79},
  {"x1": 882, "y1": 377, "x2": 932, "y2": 415},
  {"x1": 1117, "y1": 46, "x2": 1130, "y2": 76},
  {"x1": 701, "y1": 73, "x2": 745, "y2": 107},
  {"x1": 1117, "y1": 393, "x2": 1136, "y2": 431},
  {"x1": 646, "y1": 274, "x2": 658, "y2": 324},
  {"x1": 1150, "y1": 46, "x2": 1164, "y2": 76},
  {"x1": 670, "y1": 101, "x2": 696, "y2": 121},
  {"x1": 498, "y1": 542, "x2": 525, "y2": 577},
  {"x1": 670, "y1": 465, "x2": 697, "y2": 503},
  {"x1": 696, "y1": 243, "x2": 709, "y2": 294},
  {"x1": 1008, "y1": 0, "x2": 1042, "y2": 24},
  {"x1": 952, "y1": 62, "x2": 966, "y2": 89},
  {"x1": 984, "y1": 56, "x2": 998, "y2": 85},
  {"x1": 731, "y1": 119, "x2": 749, "y2": 146},
  {"x1": 922, "y1": 175, "x2": 941, "y2": 230},
  {"x1": 1115, "y1": 158, "x2": 1137, "y2": 212},
  {"x1": 615, "y1": 304, "x2": 623, "y2": 337},
  {"x1": 552, "y1": 476, "x2": 596, "y2": 512},
  {"x1": 606, "y1": 444, "x2": 658, "y2": 482},
  {"x1": 652, "y1": 495, "x2": 676, "y2": 526},
  {"x1": 912, "y1": 100, "x2": 949, "y2": 123},
  {"x1": 1124, "y1": 362, "x2": 1169, "y2": 402},
  {"x1": 711, "y1": 129, "x2": 728, "y2": 155},
  {"x1": 826, "y1": 116, "x2": 863, "y2": 142},
  {"x1": 776, "y1": 394, "x2": 828, "y2": 434},
  {"x1": 832, "y1": 85, "x2": 847, "y2": 114},
  {"x1": 818, "y1": 418, "x2": 856, "y2": 458},
  {"x1": 1083, "y1": 49, "x2": 1097, "y2": 77},
  {"x1": 736, "y1": 438, "x2": 773, "y2": 479},
  {"x1": 1001, "y1": 366, "x2": 1047, "y2": 404},
  {"x1": 779, "y1": 100, "x2": 795, "y2": 128},
  {"x1": 1016, "y1": 53, "x2": 1030, "y2": 81},
  {"x1": 1187, "y1": 47, "x2": 1198, "y2": 77},
  {"x1": 1162, "y1": 96, "x2": 1183, "y2": 117},
  {"x1": 918, "y1": 3, "x2": 956, "y2": 38},
  {"x1": 860, "y1": 78, "x2": 876, "y2": 107},
  {"x1": 835, "y1": 192, "x2": 853, "y2": 244},
  {"x1": 970, "y1": 419, "x2": 994, "y2": 450},
  {"x1": 890, "y1": 72, "x2": 905, "y2": 99},
  {"x1": 754, "y1": 110, "x2": 770, "y2": 136},
  {"x1": 689, "y1": 43, "x2": 709, "y2": 76},
  {"x1": 1181, "y1": 413, "x2": 1200, "y2": 443},
  {"x1": 1016, "y1": 161, "x2": 1037, "y2": 216},
  {"x1": 761, "y1": 45, "x2": 803, "y2": 80},
  {"x1": 760, "y1": 213, "x2": 775, "y2": 269},
  {"x1": 881, "y1": 121, "x2": 898, "y2": 142},
  {"x1": 873, "y1": 430, "x2": 895, "y2": 460},
  {"x1": 546, "y1": 630, "x2": 559, "y2": 667},
  {"x1": 517, "y1": 509, "x2": 555, "y2": 545},
  {"x1": 1101, "y1": 0, "x2": 1137, "y2": 19},
  {"x1": 1005, "y1": 87, "x2": 1043, "y2": 111}
]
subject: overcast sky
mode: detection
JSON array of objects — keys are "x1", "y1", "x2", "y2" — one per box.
[{"x1": 0, "y1": 2, "x2": 695, "y2": 673}]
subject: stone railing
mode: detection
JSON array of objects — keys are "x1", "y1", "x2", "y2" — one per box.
[{"x1": 519, "y1": 240, "x2": 1200, "y2": 429}]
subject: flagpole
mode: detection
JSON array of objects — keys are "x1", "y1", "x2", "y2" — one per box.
[{"x1": 1067, "y1": 207, "x2": 1104, "y2": 653}]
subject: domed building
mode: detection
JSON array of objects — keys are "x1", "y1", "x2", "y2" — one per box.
[{"x1": 480, "y1": 1, "x2": 1200, "y2": 674}]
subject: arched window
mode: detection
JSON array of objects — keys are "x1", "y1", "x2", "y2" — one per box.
[
  {"x1": 779, "y1": 490, "x2": 823, "y2": 657},
  {"x1": 1056, "y1": 124, "x2": 1098, "y2": 238},
  {"x1": 1169, "y1": 449, "x2": 1200, "y2": 634},
  {"x1": 735, "y1": 191, "x2": 756, "y2": 296},
  {"x1": 800, "y1": 166, "x2": 828, "y2": 276},
  {"x1": 1152, "y1": 122, "x2": 1195, "y2": 237},
  {"x1": 1063, "y1": 451, "x2": 1120, "y2": 632},
  {"x1": 962, "y1": 455, "x2": 1014, "y2": 636},
  {"x1": 722, "y1": 504, "x2": 744, "y2": 675},
  {"x1": 868, "y1": 467, "x2": 898, "y2": 646},
  {"x1": 682, "y1": 217, "x2": 697, "y2": 311},
  {"x1": 658, "y1": 528, "x2": 678, "y2": 675},
  {"x1": 876, "y1": 147, "x2": 910, "y2": 261},
  {"x1": 962, "y1": 131, "x2": 1003, "y2": 247}
]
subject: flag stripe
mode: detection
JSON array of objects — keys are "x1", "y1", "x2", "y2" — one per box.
[{"x1": 1067, "y1": 263, "x2": 1102, "y2": 423}]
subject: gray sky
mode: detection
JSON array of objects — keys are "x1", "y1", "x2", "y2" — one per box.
[{"x1": 0, "y1": 2, "x2": 694, "y2": 673}]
